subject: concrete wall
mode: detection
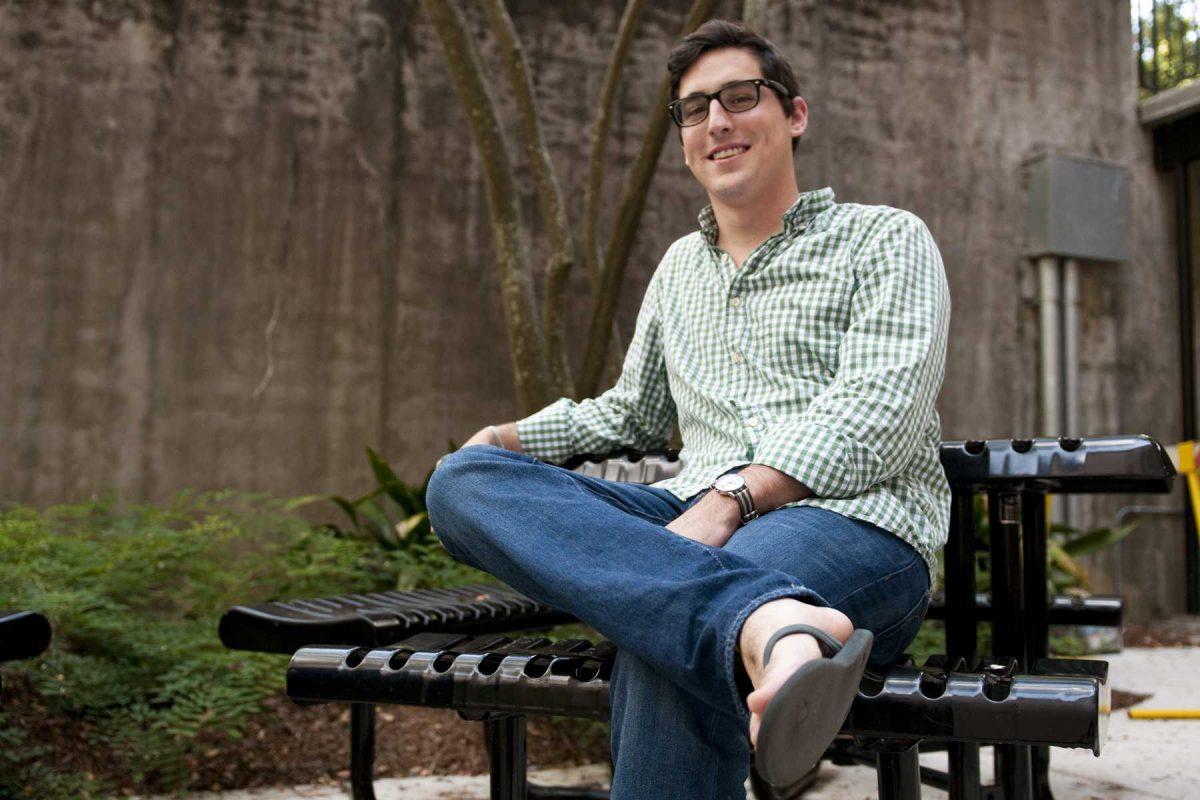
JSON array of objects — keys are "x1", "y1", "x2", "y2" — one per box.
[{"x1": 0, "y1": 1, "x2": 1186, "y2": 618}]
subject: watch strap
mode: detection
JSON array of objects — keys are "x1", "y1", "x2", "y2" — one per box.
[{"x1": 711, "y1": 476, "x2": 758, "y2": 525}]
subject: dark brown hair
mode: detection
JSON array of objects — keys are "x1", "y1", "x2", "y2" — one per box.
[{"x1": 667, "y1": 19, "x2": 801, "y2": 151}]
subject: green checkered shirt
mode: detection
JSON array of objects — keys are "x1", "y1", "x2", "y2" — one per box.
[{"x1": 517, "y1": 188, "x2": 950, "y2": 577}]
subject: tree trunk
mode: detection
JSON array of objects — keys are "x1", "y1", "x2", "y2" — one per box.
[
  {"x1": 579, "y1": 0, "x2": 720, "y2": 397},
  {"x1": 422, "y1": 0, "x2": 551, "y2": 415}
]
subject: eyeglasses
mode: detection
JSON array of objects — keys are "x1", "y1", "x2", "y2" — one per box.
[{"x1": 667, "y1": 78, "x2": 791, "y2": 127}]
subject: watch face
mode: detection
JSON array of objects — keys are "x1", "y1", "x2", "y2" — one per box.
[{"x1": 714, "y1": 474, "x2": 745, "y2": 493}]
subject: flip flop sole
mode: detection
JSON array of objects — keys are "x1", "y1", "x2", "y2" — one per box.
[{"x1": 753, "y1": 629, "x2": 873, "y2": 787}]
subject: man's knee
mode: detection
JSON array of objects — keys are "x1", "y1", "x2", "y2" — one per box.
[{"x1": 426, "y1": 445, "x2": 508, "y2": 538}]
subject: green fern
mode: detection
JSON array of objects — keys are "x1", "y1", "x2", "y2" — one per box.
[{"x1": 0, "y1": 492, "x2": 403, "y2": 797}]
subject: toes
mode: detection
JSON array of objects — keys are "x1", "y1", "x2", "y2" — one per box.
[{"x1": 747, "y1": 687, "x2": 769, "y2": 715}]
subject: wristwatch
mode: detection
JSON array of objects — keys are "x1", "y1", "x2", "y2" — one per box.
[{"x1": 710, "y1": 473, "x2": 759, "y2": 525}]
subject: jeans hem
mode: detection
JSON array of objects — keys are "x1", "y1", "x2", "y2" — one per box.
[{"x1": 722, "y1": 583, "x2": 829, "y2": 723}]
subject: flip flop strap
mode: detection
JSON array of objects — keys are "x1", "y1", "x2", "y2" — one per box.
[{"x1": 762, "y1": 623, "x2": 843, "y2": 666}]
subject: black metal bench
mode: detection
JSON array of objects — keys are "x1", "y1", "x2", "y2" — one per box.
[
  {"x1": 0, "y1": 610, "x2": 52, "y2": 699},
  {"x1": 286, "y1": 633, "x2": 1109, "y2": 800},
  {"x1": 219, "y1": 435, "x2": 1174, "y2": 800}
]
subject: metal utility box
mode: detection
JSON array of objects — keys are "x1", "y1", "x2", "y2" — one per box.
[{"x1": 1024, "y1": 154, "x2": 1129, "y2": 262}]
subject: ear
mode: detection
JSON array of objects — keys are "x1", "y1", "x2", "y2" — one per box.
[{"x1": 788, "y1": 96, "x2": 809, "y2": 139}]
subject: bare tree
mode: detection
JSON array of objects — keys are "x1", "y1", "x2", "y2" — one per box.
[{"x1": 421, "y1": 0, "x2": 719, "y2": 414}]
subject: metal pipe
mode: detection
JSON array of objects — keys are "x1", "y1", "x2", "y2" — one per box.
[
  {"x1": 1037, "y1": 256, "x2": 1062, "y2": 437},
  {"x1": 1062, "y1": 258, "x2": 1081, "y2": 528},
  {"x1": 1175, "y1": 161, "x2": 1199, "y2": 614},
  {"x1": 350, "y1": 703, "x2": 378, "y2": 800},
  {"x1": 1063, "y1": 259, "x2": 1081, "y2": 436}
]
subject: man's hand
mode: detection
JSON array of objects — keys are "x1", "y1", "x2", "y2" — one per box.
[
  {"x1": 460, "y1": 422, "x2": 523, "y2": 451},
  {"x1": 666, "y1": 490, "x2": 741, "y2": 548},
  {"x1": 665, "y1": 465, "x2": 813, "y2": 547}
]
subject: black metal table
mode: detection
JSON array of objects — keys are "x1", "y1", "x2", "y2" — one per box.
[{"x1": 937, "y1": 435, "x2": 1174, "y2": 800}]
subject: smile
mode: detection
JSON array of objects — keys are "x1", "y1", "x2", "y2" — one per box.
[{"x1": 708, "y1": 145, "x2": 750, "y2": 161}]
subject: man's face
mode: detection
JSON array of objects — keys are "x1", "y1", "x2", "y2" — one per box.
[{"x1": 677, "y1": 48, "x2": 807, "y2": 208}]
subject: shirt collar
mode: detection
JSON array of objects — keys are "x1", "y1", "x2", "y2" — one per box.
[{"x1": 698, "y1": 187, "x2": 836, "y2": 247}]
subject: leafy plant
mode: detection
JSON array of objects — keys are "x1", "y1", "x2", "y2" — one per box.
[
  {"x1": 917, "y1": 495, "x2": 1137, "y2": 661},
  {"x1": 0, "y1": 492, "x2": 403, "y2": 797},
  {"x1": 1047, "y1": 521, "x2": 1138, "y2": 594},
  {"x1": 291, "y1": 446, "x2": 493, "y2": 592},
  {"x1": 952, "y1": 495, "x2": 1138, "y2": 596}
]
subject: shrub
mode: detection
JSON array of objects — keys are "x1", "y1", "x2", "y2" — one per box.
[{"x1": 0, "y1": 491, "x2": 419, "y2": 797}]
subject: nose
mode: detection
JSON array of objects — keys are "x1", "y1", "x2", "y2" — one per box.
[{"x1": 706, "y1": 97, "x2": 734, "y2": 134}]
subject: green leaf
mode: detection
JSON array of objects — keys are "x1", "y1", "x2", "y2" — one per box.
[
  {"x1": 281, "y1": 494, "x2": 332, "y2": 512},
  {"x1": 330, "y1": 497, "x2": 362, "y2": 532},
  {"x1": 1059, "y1": 523, "x2": 1139, "y2": 557},
  {"x1": 394, "y1": 512, "x2": 428, "y2": 542},
  {"x1": 366, "y1": 448, "x2": 419, "y2": 516},
  {"x1": 1047, "y1": 540, "x2": 1091, "y2": 593},
  {"x1": 358, "y1": 499, "x2": 398, "y2": 550}
]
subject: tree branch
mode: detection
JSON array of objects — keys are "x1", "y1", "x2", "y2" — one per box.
[
  {"x1": 422, "y1": 0, "x2": 550, "y2": 414},
  {"x1": 578, "y1": 0, "x2": 720, "y2": 397},
  {"x1": 583, "y1": 0, "x2": 649, "y2": 291},
  {"x1": 478, "y1": 0, "x2": 575, "y2": 398}
]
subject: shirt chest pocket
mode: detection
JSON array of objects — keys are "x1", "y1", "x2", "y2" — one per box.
[{"x1": 751, "y1": 276, "x2": 854, "y2": 380}]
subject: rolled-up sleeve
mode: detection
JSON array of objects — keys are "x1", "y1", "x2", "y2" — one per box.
[
  {"x1": 516, "y1": 272, "x2": 677, "y2": 463},
  {"x1": 753, "y1": 212, "x2": 950, "y2": 498}
]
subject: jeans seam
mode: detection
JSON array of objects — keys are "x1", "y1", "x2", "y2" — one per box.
[
  {"x1": 826, "y1": 549, "x2": 925, "y2": 609},
  {"x1": 569, "y1": 478, "x2": 677, "y2": 525},
  {"x1": 872, "y1": 588, "x2": 931, "y2": 644}
]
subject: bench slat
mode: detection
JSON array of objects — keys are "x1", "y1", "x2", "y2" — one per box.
[{"x1": 218, "y1": 584, "x2": 574, "y2": 655}]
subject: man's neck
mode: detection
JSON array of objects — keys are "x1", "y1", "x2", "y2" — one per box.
[{"x1": 713, "y1": 188, "x2": 801, "y2": 266}]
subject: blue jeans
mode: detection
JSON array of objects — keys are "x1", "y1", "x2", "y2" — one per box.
[{"x1": 427, "y1": 446, "x2": 931, "y2": 800}]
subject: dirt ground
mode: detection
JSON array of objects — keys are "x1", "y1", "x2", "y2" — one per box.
[{"x1": 6, "y1": 676, "x2": 610, "y2": 795}]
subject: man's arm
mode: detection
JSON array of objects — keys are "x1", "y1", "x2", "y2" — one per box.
[
  {"x1": 669, "y1": 212, "x2": 949, "y2": 547},
  {"x1": 752, "y1": 212, "x2": 950, "y2": 497}
]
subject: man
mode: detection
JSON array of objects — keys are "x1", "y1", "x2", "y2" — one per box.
[{"x1": 427, "y1": 19, "x2": 949, "y2": 798}]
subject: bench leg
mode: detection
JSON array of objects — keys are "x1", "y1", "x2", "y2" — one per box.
[
  {"x1": 350, "y1": 703, "x2": 377, "y2": 800},
  {"x1": 946, "y1": 743, "x2": 980, "y2": 800},
  {"x1": 876, "y1": 744, "x2": 921, "y2": 800},
  {"x1": 485, "y1": 715, "x2": 528, "y2": 800},
  {"x1": 995, "y1": 744, "x2": 1033, "y2": 800},
  {"x1": 1031, "y1": 746, "x2": 1054, "y2": 800}
]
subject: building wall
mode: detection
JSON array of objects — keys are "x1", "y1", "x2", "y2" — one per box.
[{"x1": 0, "y1": 1, "x2": 1185, "y2": 618}]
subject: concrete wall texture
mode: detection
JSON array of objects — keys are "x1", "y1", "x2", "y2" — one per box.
[{"x1": 0, "y1": 1, "x2": 1186, "y2": 619}]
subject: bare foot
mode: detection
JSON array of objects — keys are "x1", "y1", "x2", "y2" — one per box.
[{"x1": 739, "y1": 599, "x2": 853, "y2": 746}]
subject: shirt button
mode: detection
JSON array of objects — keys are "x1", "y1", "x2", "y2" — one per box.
[
  {"x1": 747, "y1": 417, "x2": 761, "y2": 429},
  {"x1": 731, "y1": 351, "x2": 743, "y2": 364},
  {"x1": 730, "y1": 296, "x2": 742, "y2": 308}
]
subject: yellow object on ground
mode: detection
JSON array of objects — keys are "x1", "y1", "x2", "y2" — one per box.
[{"x1": 1129, "y1": 708, "x2": 1200, "y2": 719}]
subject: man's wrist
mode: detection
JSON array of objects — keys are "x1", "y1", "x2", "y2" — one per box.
[
  {"x1": 701, "y1": 488, "x2": 744, "y2": 526},
  {"x1": 494, "y1": 422, "x2": 523, "y2": 452},
  {"x1": 737, "y1": 464, "x2": 811, "y2": 513}
]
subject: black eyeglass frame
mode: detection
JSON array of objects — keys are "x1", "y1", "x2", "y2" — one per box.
[{"x1": 667, "y1": 78, "x2": 793, "y2": 127}]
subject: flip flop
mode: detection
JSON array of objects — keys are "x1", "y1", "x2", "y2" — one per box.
[{"x1": 753, "y1": 623, "x2": 873, "y2": 788}]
